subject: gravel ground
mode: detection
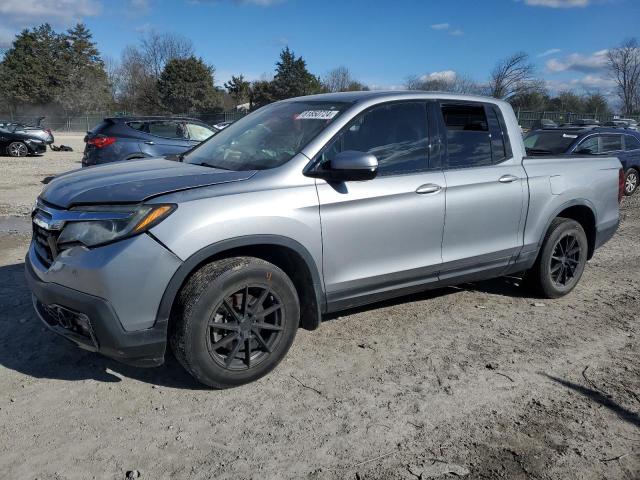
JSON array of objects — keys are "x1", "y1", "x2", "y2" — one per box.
[
  {"x1": 0, "y1": 140, "x2": 638, "y2": 479},
  {"x1": 0, "y1": 133, "x2": 85, "y2": 216}
]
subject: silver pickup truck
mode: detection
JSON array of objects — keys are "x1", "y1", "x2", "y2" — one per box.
[{"x1": 25, "y1": 92, "x2": 623, "y2": 388}]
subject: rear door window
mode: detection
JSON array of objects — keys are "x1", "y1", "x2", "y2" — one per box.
[
  {"x1": 575, "y1": 136, "x2": 599, "y2": 154},
  {"x1": 148, "y1": 121, "x2": 188, "y2": 139},
  {"x1": 600, "y1": 135, "x2": 622, "y2": 153},
  {"x1": 441, "y1": 103, "x2": 492, "y2": 168},
  {"x1": 486, "y1": 106, "x2": 510, "y2": 163},
  {"x1": 126, "y1": 121, "x2": 146, "y2": 132},
  {"x1": 625, "y1": 135, "x2": 640, "y2": 151}
]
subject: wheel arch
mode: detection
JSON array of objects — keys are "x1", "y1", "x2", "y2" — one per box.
[
  {"x1": 541, "y1": 201, "x2": 597, "y2": 259},
  {"x1": 156, "y1": 235, "x2": 325, "y2": 336}
]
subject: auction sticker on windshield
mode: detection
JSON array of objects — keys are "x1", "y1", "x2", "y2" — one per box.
[{"x1": 296, "y1": 110, "x2": 339, "y2": 120}]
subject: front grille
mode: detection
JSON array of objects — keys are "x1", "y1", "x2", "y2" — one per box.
[{"x1": 32, "y1": 223, "x2": 59, "y2": 268}]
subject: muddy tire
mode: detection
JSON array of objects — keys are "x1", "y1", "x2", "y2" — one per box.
[
  {"x1": 170, "y1": 257, "x2": 299, "y2": 388},
  {"x1": 524, "y1": 217, "x2": 588, "y2": 299}
]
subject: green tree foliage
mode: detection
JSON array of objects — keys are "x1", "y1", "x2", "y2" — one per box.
[
  {"x1": 0, "y1": 23, "x2": 110, "y2": 114},
  {"x1": 271, "y1": 47, "x2": 323, "y2": 99},
  {"x1": 57, "y1": 24, "x2": 111, "y2": 114},
  {"x1": 224, "y1": 74, "x2": 250, "y2": 106},
  {"x1": 0, "y1": 24, "x2": 66, "y2": 108},
  {"x1": 157, "y1": 56, "x2": 221, "y2": 113}
]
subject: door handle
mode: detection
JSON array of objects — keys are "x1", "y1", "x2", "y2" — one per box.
[
  {"x1": 144, "y1": 141, "x2": 155, "y2": 145},
  {"x1": 498, "y1": 174, "x2": 519, "y2": 183},
  {"x1": 416, "y1": 183, "x2": 442, "y2": 194}
]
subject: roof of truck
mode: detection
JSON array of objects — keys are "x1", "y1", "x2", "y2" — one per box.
[{"x1": 287, "y1": 90, "x2": 507, "y2": 106}]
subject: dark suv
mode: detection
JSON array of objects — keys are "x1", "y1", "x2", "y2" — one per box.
[
  {"x1": 524, "y1": 127, "x2": 640, "y2": 195},
  {"x1": 82, "y1": 117, "x2": 217, "y2": 167}
]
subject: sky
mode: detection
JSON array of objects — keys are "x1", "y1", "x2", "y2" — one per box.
[{"x1": 0, "y1": 0, "x2": 638, "y2": 97}]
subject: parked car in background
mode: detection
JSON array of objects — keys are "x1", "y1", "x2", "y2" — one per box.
[
  {"x1": 561, "y1": 118, "x2": 600, "y2": 127},
  {"x1": 616, "y1": 118, "x2": 638, "y2": 131},
  {"x1": 213, "y1": 121, "x2": 234, "y2": 131},
  {"x1": 0, "y1": 121, "x2": 54, "y2": 156},
  {"x1": 27, "y1": 91, "x2": 622, "y2": 388},
  {"x1": 82, "y1": 116, "x2": 217, "y2": 167},
  {"x1": 531, "y1": 118, "x2": 558, "y2": 130},
  {"x1": 524, "y1": 126, "x2": 640, "y2": 195}
]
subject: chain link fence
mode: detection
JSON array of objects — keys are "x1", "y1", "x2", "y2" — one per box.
[
  {"x1": 0, "y1": 111, "x2": 248, "y2": 133},
  {"x1": 515, "y1": 110, "x2": 640, "y2": 129},
  {"x1": 3, "y1": 109, "x2": 639, "y2": 133}
]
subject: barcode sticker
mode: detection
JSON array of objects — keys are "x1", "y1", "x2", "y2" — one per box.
[{"x1": 296, "y1": 110, "x2": 339, "y2": 120}]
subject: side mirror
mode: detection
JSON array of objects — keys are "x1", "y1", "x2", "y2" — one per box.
[{"x1": 311, "y1": 150, "x2": 378, "y2": 182}]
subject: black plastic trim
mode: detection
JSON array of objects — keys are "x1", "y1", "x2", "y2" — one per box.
[{"x1": 155, "y1": 235, "x2": 325, "y2": 331}]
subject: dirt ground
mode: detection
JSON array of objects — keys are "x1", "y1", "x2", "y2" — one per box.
[{"x1": 0, "y1": 135, "x2": 638, "y2": 480}]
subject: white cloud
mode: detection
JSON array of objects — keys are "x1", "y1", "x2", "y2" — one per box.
[
  {"x1": 420, "y1": 70, "x2": 457, "y2": 83},
  {"x1": 430, "y1": 23, "x2": 463, "y2": 36},
  {"x1": 0, "y1": 0, "x2": 102, "y2": 47},
  {"x1": 546, "y1": 74, "x2": 615, "y2": 93},
  {"x1": 537, "y1": 48, "x2": 562, "y2": 58},
  {"x1": 237, "y1": 0, "x2": 283, "y2": 4},
  {"x1": 546, "y1": 49, "x2": 608, "y2": 73},
  {"x1": 523, "y1": 0, "x2": 590, "y2": 7}
]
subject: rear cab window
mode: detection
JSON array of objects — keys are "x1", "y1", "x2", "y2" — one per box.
[
  {"x1": 524, "y1": 131, "x2": 579, "y2": 155},
  {"x1": 440, "y1": 103, "x2": 492, "y2": 168}
]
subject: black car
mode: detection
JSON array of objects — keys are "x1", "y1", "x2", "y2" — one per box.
[
  {"x1": 524, "y1": 126, "x2": 640, "y2": 195},
  {"x1": 0, "y1": 121, "x2": 54, "y2": 156},
  {"x1": 82, "y1": 116, "x2": 217, "y2": 167}
]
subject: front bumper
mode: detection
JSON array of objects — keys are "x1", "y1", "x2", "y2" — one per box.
[
  {"x1": 26, "y1": 142, "x2": 47, "y2": 154},
  {"x1": 26, "y1": 256, "x2": 168, "y2": 367}
]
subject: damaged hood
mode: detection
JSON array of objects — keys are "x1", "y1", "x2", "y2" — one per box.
[{"x1": 40, "y1": 158, "x2": 256, "y2": 208}]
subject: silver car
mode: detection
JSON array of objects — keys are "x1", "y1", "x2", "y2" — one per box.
[{"x1": 26, "y1": 92, "x2": 622, "y2": 388}]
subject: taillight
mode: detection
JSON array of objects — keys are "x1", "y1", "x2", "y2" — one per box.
[
  {"x1": 618, "y1": 168, "x2": 624, "y2": 203},
  {"x1": 87, "y1": 136, "x2": 116, "y2": 149}
]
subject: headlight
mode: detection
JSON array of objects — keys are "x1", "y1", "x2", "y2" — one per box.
[{"x1": 57, "y1": 204, "x2": 175, "y2": 247}]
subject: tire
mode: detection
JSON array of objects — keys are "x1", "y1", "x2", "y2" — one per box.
[
  {"x1": 8, "y1": 141, "x2": 28, "y2": 157},
  {"x1": 170, "y1": 257, "x2": 300, "y2": 388},
  {"x1": 524, "y1": 218, "x2": 588, "y2": 299},
  {"x1": 624, "y1": 168, "x2": 639, "y2": 196}
]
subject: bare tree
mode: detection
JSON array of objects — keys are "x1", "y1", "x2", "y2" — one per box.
[
  {"x1": 489, "y1": 52, "x2": 541, "y2": 100},
  {"x1": 323, "y1": 66, "x2": 367, "y2": 92},
  {"x1": 607, "y1": 38, "x2": 640, "y2": 115},
  {"x1": 405, "y1": 73, "x2": 481, "y2": 94},
  {"x1": 140, "y1": 30, "x2": 194, "y2": 78}
]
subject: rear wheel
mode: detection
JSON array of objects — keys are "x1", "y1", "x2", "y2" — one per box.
[
  {"x1": 170, "y1": 257, "x2": 299, "y2": 388},
  {"x1": 624, "y1": 168, "x2": 638, "y2": 196},
  {"x1": 8, "y1": 142, "x2": 28, "y2": 157},
  {"x1": 524, "y1": 218, "x2": 588, "y2": 298}
]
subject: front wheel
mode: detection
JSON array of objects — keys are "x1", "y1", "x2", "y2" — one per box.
[
  {"x1": 170, "y1": 257, "x2": 300, "y2": 388},
  {"x1": 624, "y1": 168, "x2": 638, "y2": 196},
  {"x1": 8, "y1": 142, "x2": 28, "y2": 157},
  {"x1": 524, "y1": 218, "x2": 588, "y2": 298}
]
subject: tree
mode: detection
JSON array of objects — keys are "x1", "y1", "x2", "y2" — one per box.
[
  {"x1": 249, "y1": 80, "x2": 277, "y2": 109},
  {"x1": 271, "y1": 47, "x2": 324, "y2": 100},
  {"x1": 157, "y1": 56, "x2": 221, "y2": 113},
  {"x1": 489, "y1": 52, "x2": 542, "y2": 100},
  {"x1": 224, "y1": 74, "x2": 250, "y2": 106},
  {"x1": 0, "y1": 23, "x2": 110, "y2": 115},
  {"x1": 112, "y1": 31, "x2": 195, "y2": 113},
  {"x1": 583, "y1": 92, "x2": 610, "y2": 116},
  {"x1": 0, "y1": 24, "x2": 67, "y2": 109},
  {"x1": 607, "y1": 38, "x2": 640, "y2": 115},
  {"x1": 56, "y1": 23, "x2": 111, "y2": 114},
  {"x1": 323, "y1": 66, "x2": 368, "y2": 92},
  {"x1": 405, "y1": 72, "x2": 481, "y2": 94}
]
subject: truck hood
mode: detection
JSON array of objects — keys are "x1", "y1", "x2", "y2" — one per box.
[{"x1": 40, "y1": 158, "x2": 257, "y2": 208}]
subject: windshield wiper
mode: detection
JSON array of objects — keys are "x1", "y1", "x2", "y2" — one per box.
[{"x1": 193, "y1": 162, "x2": 231, "y2": 170}]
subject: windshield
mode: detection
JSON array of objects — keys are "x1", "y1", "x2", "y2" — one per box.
[
  {"x1": 523, "y1": 131, "x2": 578, "y2": 154},
  {"x1": 183, "y1": 100, "x2": 350, "y2": 170}
]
